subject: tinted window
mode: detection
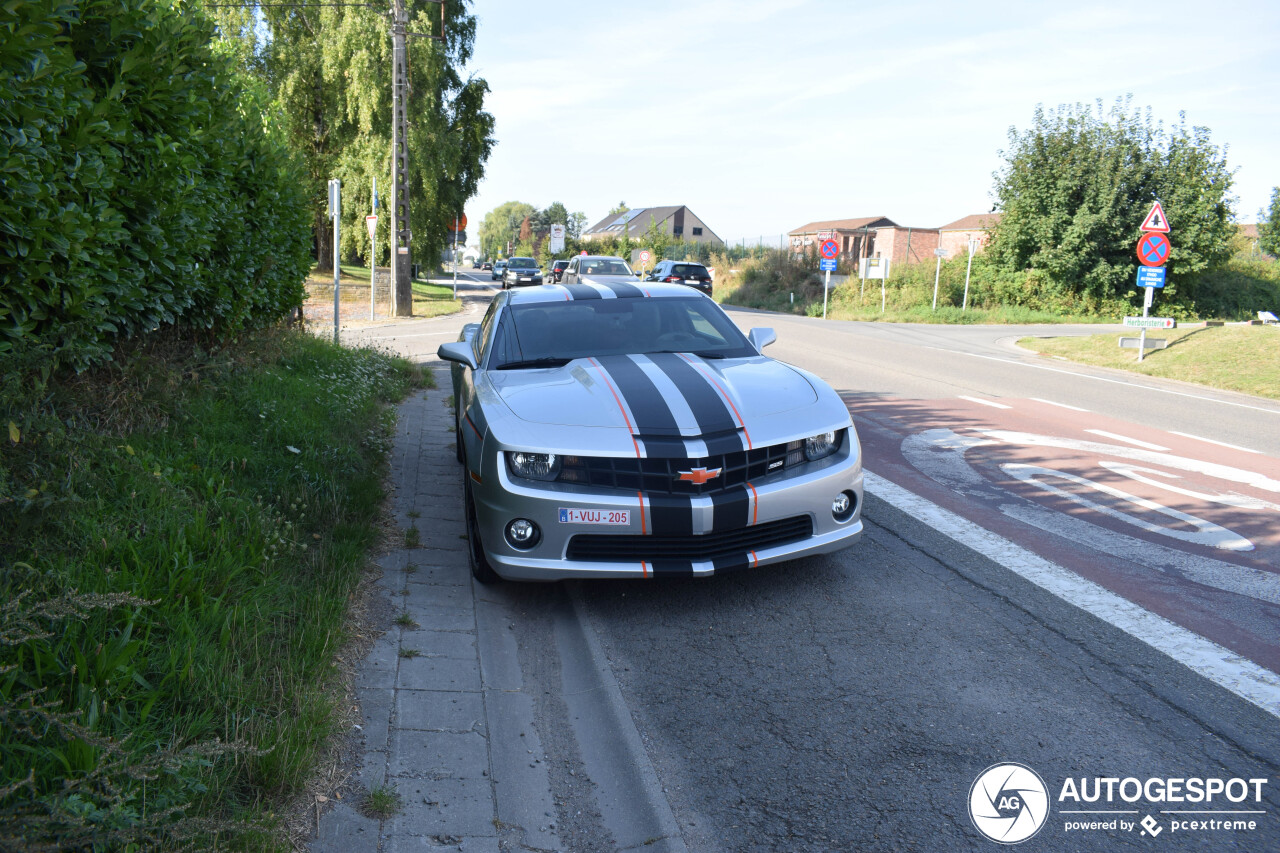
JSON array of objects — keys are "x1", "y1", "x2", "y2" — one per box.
[
  {"x1": 490, "y1": 298, "x2": 755, "y2": 368},
  {"x1": 581, "y1": 259, "x2": 632, "y2": 276},
  {"x1": 672, "y1": 264, "x2": 709, "y2": 277},
  {"x1": 509, "y1": 257, "x2": 536, "y2": 267}
]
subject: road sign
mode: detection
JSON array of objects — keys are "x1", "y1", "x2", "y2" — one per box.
[
  {"x1": 1140, "y1": 201, "x2": 1170, "y2": 233},
  {"x1": 820, "y1": 258, "x2": 837, "y2": 272},
  {"x1": 453, "y1": 214, "x2": 468, "y2": 231},
  {"x1": 1136, "y1": 266, "x2": 1167, "y2": 288},
  {"x1": 1137, "y1": 232, "x2": 1170, "y2": 266},
  {"x1": 639, "y1": 249, "x2": 651, "y2": 265},
  {"x1": 1124, "y1": 316, "x2": 1175, "y2": 329},
  {"x1": 820, "y1": 240, "x2": 839, "y2": 259},
  {"x1": 366, "y1": 215, "x2": 377, "y2": 241}
]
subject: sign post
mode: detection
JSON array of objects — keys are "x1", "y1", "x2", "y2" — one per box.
[
  {"x1": 932, "y1": 247, "x2": 947, "y2": 311},
  {"x1": 1133, "y1": 201, "x2": 1171, "y2": 362},
  {"x1": 328, "y1": 179, "x2": 341, "y2": 344},
  {"x1": 367, "y1": 214, "x2": 378, "y2": 320},
  {"x1": 962, "y1": 237, "x2": 978, "y2": 311},
  {"x1": 452, "y1": 214, "x2": 467, "y2": 300},
  {"x1": 638, "y1": 249, "x2": 651, "y2": 276},
  {"x1": 819, "y1": 239, "x2": 839, "y2": 320}
]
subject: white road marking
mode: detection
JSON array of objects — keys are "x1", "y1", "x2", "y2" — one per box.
[
  {"x1": 1098, "y1": 462, "x2": 1280, "y2": 512},
  {"x1": 1001, "y1": 463, "x2": 1253, "y2": 551},
  {"x1": 1084, "y1": 429, "x2": 1170, "y2": 452},
  {"x1": 1169, "y1": 431, "x2": 1262, "y2": 455},
  {"x1": 958, "y1": 395, "x2": 1012, "y2": 409},
  {"x1": 1030, "y1": 397, "x2": 1089, "y2": 412},
  {"x1": 864, "y1": 470, "x2": 1280, "y2": 720},
  {"x1": 921, "y1": 347, "x2": 1280, "y2": 416},
  {"x1": 978, "y1": 430, "x2": 1280, "y2": 494},
  {"x1": 1002, "y1": 503, "x2": 1280, "y2": 605}
]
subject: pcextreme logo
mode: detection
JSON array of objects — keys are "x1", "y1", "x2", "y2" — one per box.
[{"x1": 969, "y1": 763, "x2": 1050, "y2": 844}]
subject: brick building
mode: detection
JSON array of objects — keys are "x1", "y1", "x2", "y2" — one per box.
[
  {"x1": 787, "y1": 216, "x2": 940, "y2": 265},
  {"x1": 936, "y1": 213, "x2": 1002, "y2": 258}
]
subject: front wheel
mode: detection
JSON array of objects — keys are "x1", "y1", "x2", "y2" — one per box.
[{"x1": 464, "y1": 468, "x2": 501, "y2": 584}]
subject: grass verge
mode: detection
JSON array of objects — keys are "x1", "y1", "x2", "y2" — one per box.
[
  {"x1": 1020, "y1": 324, "x2": 1280, "y2": 400},
  {"x1": 0, "y1": 325, "x2": 426, "y2": 849},
  {"x1": 305, "y1": 264, "x2": 459, "y2": 319}
]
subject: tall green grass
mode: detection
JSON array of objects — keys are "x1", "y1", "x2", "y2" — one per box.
[{"x1": 0, "y1": 327, "x2": 424, "y2": 849}]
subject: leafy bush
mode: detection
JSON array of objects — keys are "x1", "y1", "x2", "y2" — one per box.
[{"x1": 0, "y1": 0, "x2": 312, "y2": 370}]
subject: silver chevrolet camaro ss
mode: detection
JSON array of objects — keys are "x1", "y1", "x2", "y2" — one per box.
[{"x1": 437, "y1": 274, "x2": 863, "y2": 583}]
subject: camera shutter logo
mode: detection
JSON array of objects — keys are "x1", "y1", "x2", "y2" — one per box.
[{"x1": 969, "y1": 763, "x2": 1049, "y2": 844}]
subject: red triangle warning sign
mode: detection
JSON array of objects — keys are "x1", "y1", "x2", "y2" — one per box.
[{"x1": 1140, "y1": 202, "x2": 1170, "y2": 233}]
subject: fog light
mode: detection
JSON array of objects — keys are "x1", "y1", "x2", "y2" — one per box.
[
  {"x1": 505, "y1": 518, "x2": 541, "y2": 549},
  {"x1": 832, "y1": 491, "x2": 856, "y2": 523}
]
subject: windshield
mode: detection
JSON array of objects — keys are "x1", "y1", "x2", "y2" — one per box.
[
  {"x1": 488, "y1": 297, "x2": 757, "y2": 369},
  {"x1": 579, "y1": 259, "x2": 633, "y2": 276},
  {"x1": 509, "y1": 257, "x2": 536, "y2": 267}
]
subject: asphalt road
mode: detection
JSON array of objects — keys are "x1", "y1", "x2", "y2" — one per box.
[{"x1": 359, "y1": 276, "x2": 1280, "y2": 851}]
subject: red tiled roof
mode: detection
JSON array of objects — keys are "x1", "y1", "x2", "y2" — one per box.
[
  {"x1": 938, "y1": 213, "x2": 1002, "y2": 231},
  {"x1": 788, "y1": 216, "x2": 896, "y2": 235}
]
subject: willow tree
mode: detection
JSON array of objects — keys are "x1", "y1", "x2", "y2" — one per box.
[{"x1": 209, "y1": 0, "x2": 494, "y2": 272}]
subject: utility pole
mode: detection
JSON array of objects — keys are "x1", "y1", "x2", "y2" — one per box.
[
  {"x1": 389, "y1": 0, "x2": 411, "y2": 316},
  {"x1": 388, "y1": 0, "x2": 445, "y2": 317}
]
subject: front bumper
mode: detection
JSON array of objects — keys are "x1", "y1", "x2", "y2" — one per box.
[{"x1": 472, "y1": 443, "x2": 863, "y2": 580}]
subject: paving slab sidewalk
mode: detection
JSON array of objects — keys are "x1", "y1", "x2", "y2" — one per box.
[{"x1": 310, "y1": 367, "x2": 561, "y2": 853}]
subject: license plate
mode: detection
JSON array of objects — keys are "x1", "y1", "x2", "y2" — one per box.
[
  {"x1": 685, "y1": 279, "x2": 700, "y2": 284},
  {"x1": 559, "y1": 508, "x2": 630, "y2": 525},
  {"x1": 520, "y1": 276, "x2": 532, "y2": 281}
]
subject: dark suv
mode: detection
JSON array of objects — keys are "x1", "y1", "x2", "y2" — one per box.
[
  {"x1": 501, "y1": 257, "x2": 543, "y2": 289},
  {"x1": 548, "y1": 259, "x2": 570, "y2": 283},
  {"x1": 644, "y1": 260, "x2": 713, "y2": 296}
]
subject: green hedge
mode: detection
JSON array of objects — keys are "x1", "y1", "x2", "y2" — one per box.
[{"x1": 0, "y1": 0, "x2": 312, "y2": 369}]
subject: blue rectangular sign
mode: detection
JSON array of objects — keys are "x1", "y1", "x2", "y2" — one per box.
[
  {"x1": 820, "y1": 259, "x2": 837, "y2": 272},
  {"x1": 1137, "y1": 266, "x2": 1166, "y2": 289}
]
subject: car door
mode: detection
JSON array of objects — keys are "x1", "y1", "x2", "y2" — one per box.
[
  {"x1": 455, "y1": 296, "x2": 503, "y2": 469},
  {"x1": 563, "y1": 258, "x2": 579, "y2": 284}
]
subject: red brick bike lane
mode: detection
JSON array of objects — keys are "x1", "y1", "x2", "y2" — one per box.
[{"x1": 844, "y1": 391, "x2": 1280, "y2": 676}]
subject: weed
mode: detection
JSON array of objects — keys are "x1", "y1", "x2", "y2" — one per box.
[
  {"x1": 394, "y1": 613, "x2": 418, "y2": 628},
  {"x1": 404, "y1": 527, "x2": 420, "y2": 548},
  {"x1": 407, "y1": 510, "x2": 420, "y2": 519},
  {"x1": 362, "y1": 785, "x2": 402, "y2": 819},
  {"x1": 398, "y1": 648, "x2": 421, "y2": 659}
]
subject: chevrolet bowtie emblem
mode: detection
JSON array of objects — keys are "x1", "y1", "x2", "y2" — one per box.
[{"x1": 677, "y1": 467, "x2": 722, "y2": 485}]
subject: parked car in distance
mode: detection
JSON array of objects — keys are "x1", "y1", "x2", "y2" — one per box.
[
  {"x1": 491, "y1": 260, "x2": 507, "y2": 281},
  {"x1": 548, "y1": 259, "x2": 570, "y2": 283},
  {"x1": 436, "y1": 284, "x2": 864, "y2": 582},
  {"x1": 645, "y1": 260, "x2": 713, "y2": 296},
  {"x1": 502, "y1": 257, "x2": 543, "y2": 289},
  {"x1": 482, "y1": 261, "x2": 493, "y2": 271}
]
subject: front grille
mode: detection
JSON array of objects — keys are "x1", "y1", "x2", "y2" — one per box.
[
  {"x1": 557, "y1": 437, "x2": 819, "y2": 496},
  {"x1": 566, "y1": 516, "x2": 813, "y2": 563}
]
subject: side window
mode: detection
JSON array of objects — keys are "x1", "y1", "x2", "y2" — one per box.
[
  {"x1": 474, "y1": 297, "x2": 500, "y2": 362},
  {"x1": 692, "y1": 227, "x2": 703, "y2": 236}
]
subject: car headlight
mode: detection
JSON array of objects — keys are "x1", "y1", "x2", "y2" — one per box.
[
  {"x1": 803, "y1": 430, "x2": 841, "y2": 461},
  {"x1": 506, "y1": 451, "x2": 562, "y2": 481}
]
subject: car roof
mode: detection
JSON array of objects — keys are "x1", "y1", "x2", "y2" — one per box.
[
  {"x1": 505, "y1": 281, "x2": 706, "y2": 305},
  {"x1": 573, "y1": 255, "x2": 627, "y2": 263}
]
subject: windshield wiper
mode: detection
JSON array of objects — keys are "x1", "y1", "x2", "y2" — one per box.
[{"x1": 496, "y1": 357, "x2": 572, "y2": 370}]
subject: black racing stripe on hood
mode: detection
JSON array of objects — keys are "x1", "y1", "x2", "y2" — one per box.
[
  {"x1": 599, "y1": 280, "x2": 644, "y2": 299},
  {"x1": 646, "y1": 353, "x2": 739, "y2": 437},
  {"x1": 703, "y1": 431, "x2": 745, "y2": 457},
  {"x1": 710, "y1": 486, "x2": 750, "y2": 533},
  {"x1": 649, "y1": 561, "x2": 694, "y2": 577},
  {"x1": 595, "y1": 355, "x2": 681, "y2": 436},
  {"x1": 648, "y1": 494, "x2": 693, "y2": 536},
  {"x1": 638, "y1": 437, "x2": 687, "y2": 459},
  {"x1": 563, "y1": 283, "x2": 601, "y2": 300}
]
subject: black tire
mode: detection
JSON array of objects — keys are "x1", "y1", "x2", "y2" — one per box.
[
  {"x1": 463, "y1": 467, "x2": 502, "y2": 584},
  {"x1": 454, "y1": 405, "x2": 465, "y2": 464}
]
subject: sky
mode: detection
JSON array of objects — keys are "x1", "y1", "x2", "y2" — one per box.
[{"x1": 459, "y1": 0, "x2": 1280, "y2": 246}]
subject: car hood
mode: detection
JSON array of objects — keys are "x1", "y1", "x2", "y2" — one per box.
[{"x1": 487, "y1": 354, "x2": 819, "y2": 437}]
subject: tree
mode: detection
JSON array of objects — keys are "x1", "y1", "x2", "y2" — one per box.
[
  {"x1": 608, "y1": 201, "x2": 629, "y2": 216},
  {"x1": 642, "y1": 214, "x2": 671, "y2": 262},
  {"x1": 213, "y1": 0, "x2": 495, "y2": 272},
  {"x1": 1260, "y1": 188, "x2": 1280, "y2": 257},
  {"x1": 568, "y1": 211, "x2": 589, "y2": 240},
  {"x1": 542, "y1": 201, "x2": 569, "y2": 229},
  {"x1": 478, "y1": 201, "x2": 535, "y2": 259},
  {"x1": 989, "y1": 99, "x2": 1235, "y2": 305}
]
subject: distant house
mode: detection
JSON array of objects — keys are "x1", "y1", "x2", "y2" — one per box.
[
  {"x1": 582, "y1": 205, "x2": 723, "y2": 246},
  {"x1": 1237, "y1": 224, "x2": 1272, "y2": 257},
  {"x1": 787, "y1": 216, "x2": 940, "y2": 265},
  {"x1": 936, "y1": 213, "x2": 1002, "y2": 258}
]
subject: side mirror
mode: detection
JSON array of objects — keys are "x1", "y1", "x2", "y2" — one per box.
[
  {"x1": 748, "y1": 328, "x2": 777, "y2": 351},
  {"x1": 437, "y1": 341, "x2": 479, "y2": 370}
]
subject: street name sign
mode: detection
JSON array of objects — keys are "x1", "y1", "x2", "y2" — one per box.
[
  {"x1": 1136, "y1": 266, "x2": 1167, "y2": 288},
  {"x1": 1124, "y1": 316, "x2": 1175, "y2": 329}
]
